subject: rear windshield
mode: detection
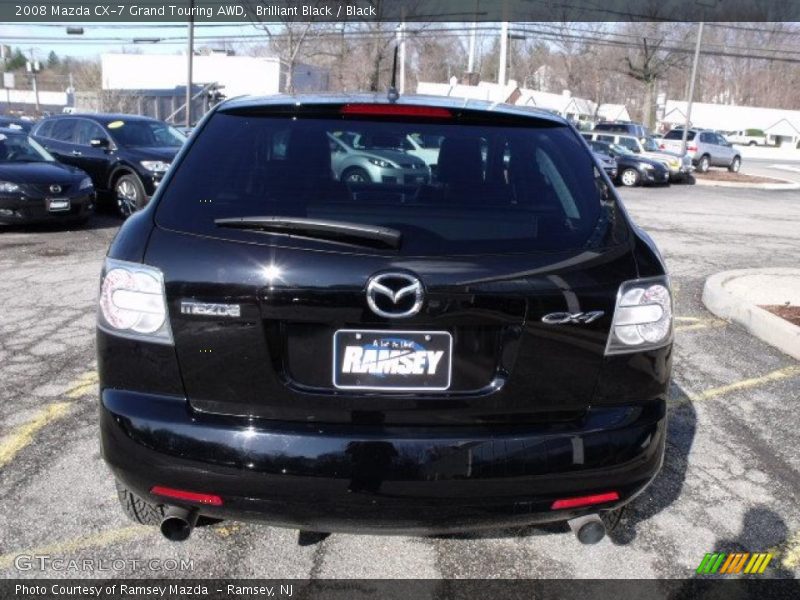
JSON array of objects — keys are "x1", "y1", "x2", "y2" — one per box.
[
  {"x1": 155, "y1": 111, "x2": 623, "y2": 255},
  {"x1": 593, "y1": 123, "x2": 630, "y2": 133},
  {"x1": 664, "y1": 130, "x2": 696, "y2": 141}
]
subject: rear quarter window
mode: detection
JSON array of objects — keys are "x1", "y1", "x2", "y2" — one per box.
[
  {"x1": 665, "y1": 130, "x2": 696, "y2": 141},
  {"x1": 155, "y1": 109, "x2": 627, "y2": 255},
  {"x1": 34, "y1": 120, "x2": 54, "y2": 138}
]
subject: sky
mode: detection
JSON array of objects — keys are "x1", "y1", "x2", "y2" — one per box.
[{"x1": 0, "y1": 22, "x2": 258, "y2": 60}]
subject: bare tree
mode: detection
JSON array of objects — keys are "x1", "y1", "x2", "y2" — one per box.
[
  {"x1": 241, "y1": 0, "x2": 329, "y2": 92},
  {"x1": 623, "y1": 22, "x2": 688, "y2": 128}
]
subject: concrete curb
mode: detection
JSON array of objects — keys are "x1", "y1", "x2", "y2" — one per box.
[
  {"x1": 693, "y1": 177, "x2": 800, "y2": 191},
  {"x1": 702, "y1": 270, "x2": 800, "y2": 361}
]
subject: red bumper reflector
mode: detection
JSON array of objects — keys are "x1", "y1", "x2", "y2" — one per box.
[
  {"x1": 551, "y1": 491, "x2": 620, "y2": 510},
  {"x1": 341, "y1": 104, "x2": 452, "y2": 118},
  {"x1": 150, "y1": 486, "x2": 223, "y2": 506}
]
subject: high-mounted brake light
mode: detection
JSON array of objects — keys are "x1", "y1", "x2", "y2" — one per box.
[
  {"x1": 98, "y1": 258, "x2": 173, "y2": 344},
  {"x1": 151, "y1": 486, "x2": 223, "y2": 506},
  {"x1": 605, "y1": 276, "x2": 673, "y2": 355},
  {"x1": 340, "y1": 104, "x2": 452, "y2": 118},
  {"x1": 551, "y1": 491, "x2": 619, "y2": 510}
]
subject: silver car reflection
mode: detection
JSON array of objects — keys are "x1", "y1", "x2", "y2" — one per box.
[{"x1": 328, "y1": 132, "x2": 430, "y2": 184}]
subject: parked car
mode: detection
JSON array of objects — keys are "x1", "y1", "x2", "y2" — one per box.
[
  {"x1": 31, "y1": 114, "x2": 186, "y2": 218},
  {"x1": 591, "y1": 149, "x2": 618, "y2": 180},
  {"x1": 588, "y1": 140, "x2": 670, "y2": 187},
  {"x1": 98, "y1": 95, "x2": 672, "y2": 544},
  {"x1": 328, "y1": 131, "x2": 430, "y2": 184},
  {"x1": 593, "y1": 121, "x2": 650, "y2": 138},
  {"x1": 0, "y1": 116, "x2": 34, "y2": 133},
  {"x1": 403, "y1": 133, "x2": 443, "y2": 170},
  {"x1": 0, "y1": 128, "x2": 95, "y2": 226},
  {"x1": 583, "y1": 132, "x2": 692, "y2": 182},
  {"x1": 659, "y1": 129, "x2": 741, "y2": 173},
  {"x1": 725, "y1": 129, "x2": 766, "y2": 147}
]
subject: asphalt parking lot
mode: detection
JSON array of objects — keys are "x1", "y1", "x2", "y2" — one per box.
[{"x1": 1, "y1": 181, "x2": 799, "y2": 580}]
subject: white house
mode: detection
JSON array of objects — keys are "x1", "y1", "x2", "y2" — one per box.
[
  {"x1": 517, "y1": 88, "x2": 596, "y2": 124},
  {"x1": 596, "y1": 103, "x2": 631, "y2": 122},
  {"x1": 416, "y1": 80, "x2": 520, "y2": 104},
  {"x1": 662, "y1": 100, "x2": 800, "y2": 146}
]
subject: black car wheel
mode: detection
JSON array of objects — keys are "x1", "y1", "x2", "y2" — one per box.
[
  {"x1": 728, "y1": 156, "x2": 741, "y2": 173},
  {"x1": 115, "y1": 174, "x2": 146, "y2": 219},
  {"x1": 697, "y1": 155, "x2": 710, "y2": 173},
  {"x1": 342, "y1": 167, "x2": 371, "y2": 183},
  {"x1": 619, "y1": 168, "x2": 640, "y2": 187}
]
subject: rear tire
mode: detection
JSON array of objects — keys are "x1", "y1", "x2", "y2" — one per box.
[
  {"x1": 114, "y1": 173, "x2": 146, "y2": 220},
  {"x1": 619, "y1": 168, "x2": 640, "y2": 187},
  {"x1": 115, "y1": 480, "x2": 164, "y2": 526},
  {"x1": 748, "y1": 141, "x2": 757, "y2": 146},
  {"x1": 697, "y1": 155, "x2": 710, "y2": 173},
  {"x1": 728, "y1": 156, "x2": 741, "y2": 173}
]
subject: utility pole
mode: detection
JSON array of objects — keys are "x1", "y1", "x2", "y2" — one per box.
[
  {"x1": 185, "y1": 0, "x2": 194, "y2": 127},
  {"x1": 681, "y1": 22, "x2": 704, "y2": 155},
  {"x1": 26, "y1": 49, "x2": 40, "y2": 115},
  {"x1": 498, "y1": 21, "x2": 508, "y2": 86},
  {"x1": 467, "y1": 22, "x2": 476, "y2": 74},
  {"x1": 396, "y1": 21, "x2": 406, "y2": 94}
]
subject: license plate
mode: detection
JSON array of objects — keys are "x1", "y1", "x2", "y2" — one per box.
[
  {"x1": 47, "y1": 198, "x2": 70, "y2": 212},
  {"x1": 333, "y1": 329, "x2": 452, "y2": 391}
]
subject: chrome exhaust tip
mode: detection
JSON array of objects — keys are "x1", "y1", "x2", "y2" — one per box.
[
  {"x1": 567, "y1": 514, "x2": 606, "y2": 545},
  {"x1": 160, "y1": 506, "x2": 199, "y2": 542}
]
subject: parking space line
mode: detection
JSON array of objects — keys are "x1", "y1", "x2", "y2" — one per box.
[
  {"x1": 779, "y1": 531, "x2": 800, "y2": 569},
  {"x1": 0, "y1": 402, "x2": 71, "y2": 468},
  {"x1": 675, "y1": 321, "x2": 727, "y2": 332},
  {"x1": 65, "y1": 371, "x2": 99, "y2": 399},
  {"x1": 687, "y1": 365, "x2": 800, "y2": 403},
  {"x1": 0, "y1": 371, "x2": 96, "y2": 469},
  {"x1": 0, "y1": 526, "x2": 150, "y2": 570}
]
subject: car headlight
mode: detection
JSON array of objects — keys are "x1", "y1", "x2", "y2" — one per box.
[
  {"x1": 606, "y1": 276, "x2": 673, "y2": 355},
  {"x1": 0, "y1": 181, "x2": 20, "y2": 194},
  {"x1": 368, "y1": 158, "x2": 394, "y2": 169},
  {"x1": 140, "y1": 160, "x2": 171, "y2": 173},
  {"x1": 79, "y1": 176, "x2": 93, "y2": 190}
]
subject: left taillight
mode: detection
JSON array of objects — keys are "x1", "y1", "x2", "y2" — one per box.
[{"x1": 98, "y1": 258, "x2": 173, "y2": 344}]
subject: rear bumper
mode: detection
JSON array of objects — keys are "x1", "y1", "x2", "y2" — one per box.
[{"x1": 101, "y1": 390, "x2": 666, "y2": 534}]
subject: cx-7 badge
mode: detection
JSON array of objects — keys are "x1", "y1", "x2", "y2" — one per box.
[{"x1": 541, "y1": 311, "x2": 604, "y2": 325}]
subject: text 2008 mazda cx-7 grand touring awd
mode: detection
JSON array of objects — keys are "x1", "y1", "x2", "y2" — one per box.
[{"x1": 98, "y1": 95, "x2": 672, "y2": 544}]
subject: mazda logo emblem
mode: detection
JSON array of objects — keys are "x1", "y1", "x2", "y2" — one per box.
[
  {"x1": 366, "y1": 272, "x2": 424, "y2": 319},
  {"x1": 49, "y1": 184, "x2": 62, "y2": 194}
]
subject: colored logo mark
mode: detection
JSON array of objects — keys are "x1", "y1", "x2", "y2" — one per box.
[{"x1": 696, "y1": 552, "x2": 773, "y2": 575}]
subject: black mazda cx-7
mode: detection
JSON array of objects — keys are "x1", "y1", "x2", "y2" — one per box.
[{"x1": 98, "y1": 95, "x2": 672, "y2": 544}]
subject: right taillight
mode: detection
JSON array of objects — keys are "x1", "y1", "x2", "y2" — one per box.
[
  {"x1": 605, "y1": 276, "x2": 673, "y2": 355},
  {"x1": 98, "y1": 258, "x2": 173, "y2": 344}
]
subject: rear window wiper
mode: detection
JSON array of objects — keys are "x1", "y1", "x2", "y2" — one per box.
[{"x1": 214, "y1": 216, "x2": 402, "y2": 250}]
